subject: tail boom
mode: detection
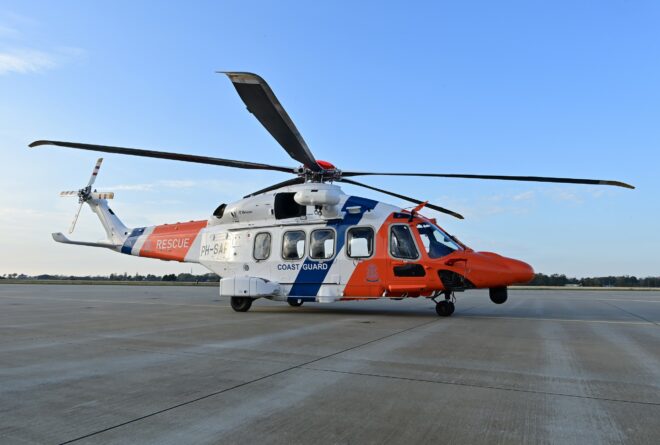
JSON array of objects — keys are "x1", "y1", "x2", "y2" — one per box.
[{"x1": 120, "y1": 220, "x2": 208, "y2": 262}]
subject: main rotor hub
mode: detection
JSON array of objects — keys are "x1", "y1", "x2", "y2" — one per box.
[{"x1": 299, "y1": 163, "x2": 342, "y2": 182}]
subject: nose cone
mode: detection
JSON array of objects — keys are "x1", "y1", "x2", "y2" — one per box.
[
  {"x1": 507, "y1": 258, "x2": 535, "y2": 284},
  {"x1": 450, "y1": 252, "x2": 535, "y2": 288}
]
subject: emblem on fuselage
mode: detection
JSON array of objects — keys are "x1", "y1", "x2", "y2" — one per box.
[{"x1": 366, "y1": 264, "x2": 380, "y2": 282}]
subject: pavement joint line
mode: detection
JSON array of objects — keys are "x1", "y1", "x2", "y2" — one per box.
[
  {"x1": 299, "y1": 367, "x2": 660, "y2": 408},
  {"x1": 96, "y1": 344, "x2": 307, "y2": 366},
  {"x1": 459, "y1": 315, "x2": 655, "y2": 326},
  {"x1": 601, "y1": 301, "x2": 660, "y2": 328},
  {"x1": 57, "y1": 316, "x2": 442, "y2": 444},
  {"x1": 592, "y1": 298, "x2": 660, "y2": 304}
]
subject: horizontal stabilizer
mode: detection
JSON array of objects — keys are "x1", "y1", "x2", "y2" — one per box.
[{"x1": 52, "y1": 232, "x2": 120, "y2": 250}]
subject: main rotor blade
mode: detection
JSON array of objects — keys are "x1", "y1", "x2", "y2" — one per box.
[
  {"x1": 87, "y1": 158, "x2": 103, "y2": 187},
  {"x1": 29, "y1": 140, "x2": 296, "y2": 173},
  {"x1": 244, "y1": 177, "x2": 305, "y2": 198},
  {"x1": 342, "y1": 171, "x2": 635, "y2": 189},
  {"x1": 221, "y1": 72, "x2": 321, "y2": 172},
  {"x1": 338, "y1": 178, "x2": 464, "y2": 220}
]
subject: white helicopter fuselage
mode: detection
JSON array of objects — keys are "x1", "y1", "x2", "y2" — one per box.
[
  {"x1": 54, "y1": 180, "x2": 536, "y2": 309},
  {"x1": 197, "y1": 184, "x2": 395, "y2": 302}
]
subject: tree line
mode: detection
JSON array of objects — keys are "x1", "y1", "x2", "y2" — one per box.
[
  {"x1": 525, "y1": 273, "x2": 660, "y2": 288},
  {"x1": 0, "y1": 272, "x2": 220, "y2": 282}
]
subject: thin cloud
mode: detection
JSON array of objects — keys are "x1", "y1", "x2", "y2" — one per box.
[
  {"x1": 0, "y1": 11, "x2": 85, "y2": 75},
  {"x1": 0, "y1": 48, "x2": 56, "y2": 74},
  {"x1": 109, "y1": 183, "x2": 156, "y2": 192},
  {"x1": 110, "y1": 179, "x2": 207, "y2": 192},
  {"x1": 513, "y1": 191, "x2": 535, "y2": 201},
  {"x1": 107, "y1": 179, "x2": 261, "y2": 194},
  {"x1": 545, "y1": 188, "x2": 584, "y2": 205},
  {"x1": 159, "y1": 180, "x2": 198, "y2": 188}
]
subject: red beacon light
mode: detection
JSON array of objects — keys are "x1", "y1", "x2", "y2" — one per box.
[{"x1": 316, "y1": 160, "x2": 336, "y2": 170}]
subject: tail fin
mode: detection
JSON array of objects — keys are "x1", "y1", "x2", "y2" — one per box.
[{"x1": 58, "y1": 158, "x2": 129, "y2": 245}]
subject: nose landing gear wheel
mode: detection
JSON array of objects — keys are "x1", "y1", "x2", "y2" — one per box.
[
  {"x1": 230, "y1": 296, "x2": 253, "y2": 312},
  {"x1": 288, "y1": 299, "x2": 304, "y2": 307},
  {"x1": 435, "y1": 300, "x2": 455, "y2": 317},
  {"x1": 489, "y1": 287, "x2": 508, "y2": 304}
]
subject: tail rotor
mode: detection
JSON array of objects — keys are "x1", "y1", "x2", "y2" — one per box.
[{"x1": 60, "y1": 158, "x2": 115, "y2": 233}]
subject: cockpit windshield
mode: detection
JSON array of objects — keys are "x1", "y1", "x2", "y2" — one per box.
[{"x1": 416, "y1": 223, "x2": 462, "y2": 258}]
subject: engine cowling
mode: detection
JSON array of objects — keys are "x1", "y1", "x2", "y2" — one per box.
[{"x1": 293, "y1": 184, "x2": 342, "y2": 207}]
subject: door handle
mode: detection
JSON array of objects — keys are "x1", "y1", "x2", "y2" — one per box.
[{"x1": 444, "y1": 258, "x2": 467, "y2": 266}]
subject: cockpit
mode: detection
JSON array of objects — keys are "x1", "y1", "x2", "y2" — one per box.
[
  {"x1": 390, "y1": 220, "x2": 463, "y2": 260},
  {"x1": 416, "y1": 222, "x2": 463, "y2": 258}
]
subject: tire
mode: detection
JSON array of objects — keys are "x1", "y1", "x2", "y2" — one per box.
[
  {"x1": 230, "y1": 296, "x2": 253, "y2": 312},
  {"x1": 436, "y1": 301, "x2": 453, "y2": 317},
  {"x1": 489, "y1": 287, "x2": 508, "y2": 304},
  {"x1": 288, "y1": 299, "x2": 304, "y2": 307}
]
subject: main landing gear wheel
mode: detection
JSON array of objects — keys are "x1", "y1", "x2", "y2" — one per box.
[
  {"x1": 435, "y1": 300, "x2": 455, "y2": 317},
  {"x1": 288, "y1": 299, "x2": 304, "y2": 307},
  {"x1": 230, "y1": 296, "x2": 253, "y2": 312}
]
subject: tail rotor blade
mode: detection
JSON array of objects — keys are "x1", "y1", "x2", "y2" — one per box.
[
  {"x1": 60, "y1": 191, "x2": 78, "y2": 197},
  {"x1": 69, "y1": 202, "x2": 84, "y2": 234},
  {"x1": 87, "y1": 158, "x2": 103, "y2": 187},
  {"x1": 91, "y1": 192, "x2": 114, "y2": 200}
]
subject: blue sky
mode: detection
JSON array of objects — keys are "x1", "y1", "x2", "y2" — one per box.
[{"x1": 0, "y1": 1, "x2": 658, "y2": 277}]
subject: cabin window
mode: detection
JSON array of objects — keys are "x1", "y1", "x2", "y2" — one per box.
[
  {"x1": 213, "y1": 203, "x2": 226, "y2": 219},
  {"x1": 253, "y1": 232, "x2": 271, "y2": 260},
  {"x1": 416, "y1": 223, "x2": 460, "y2": 258},
  {"x1": 282, "y1": 230, "x2": 306, "y2": 260},
  {"x1": 274, "y1": 193, "x2": 306, "y2": 219},
  {"x1": 347, "y1": 227, "x2": 374, "y2": 258},
  {"x1": 390, "y1": 224, "x2": 419, "y2": 259},
  {"x1": 310, "y1": 229, "x2": 335, "y2": 259}
]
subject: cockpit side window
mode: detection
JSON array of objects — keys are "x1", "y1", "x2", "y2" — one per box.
[
  {"x1": 282, "y1": 230, "x2": 306, "y2": 260},
  {"x1": 416, "y1": 223, "x2": 461, "y2": 258},
  {"x1": 390, "y1": 224, "x2": 419, "y2": 260}
]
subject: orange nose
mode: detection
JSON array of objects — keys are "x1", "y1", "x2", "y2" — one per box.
[{"x1": 507, "y1": 258, "x2": 535, "y2": 284}]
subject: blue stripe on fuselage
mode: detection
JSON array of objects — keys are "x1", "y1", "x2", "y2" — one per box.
[
  {"x1": 121, "y1": 227, "x2": 146, "y2": 255},
  {"x1": 288, "y1": 197, "x2": 378, "y2": 299}
]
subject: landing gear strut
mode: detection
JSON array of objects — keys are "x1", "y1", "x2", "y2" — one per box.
[
  {"x1": 230, "y1": 296, "x2": 253, "y2": 312},
  {"x1": 433, "y1": 291, "x2": 455, "y2": 317}
]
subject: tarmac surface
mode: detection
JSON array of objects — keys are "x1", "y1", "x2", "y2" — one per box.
[{"x1": 1, "y1": 284, "x2": 659, "y2": 444}]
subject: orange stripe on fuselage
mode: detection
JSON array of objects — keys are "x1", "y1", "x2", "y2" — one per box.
[
  {"x1": 139, "y1": 220, "x2": 207, "y2": 262},
  {"x1": 342, "y1": 212, "x2": 459, "y2": 299}
]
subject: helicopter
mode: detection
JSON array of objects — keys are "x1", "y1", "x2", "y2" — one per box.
[{"x1": 30, "y1": 72, "x2": 634, "y2": 316}]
